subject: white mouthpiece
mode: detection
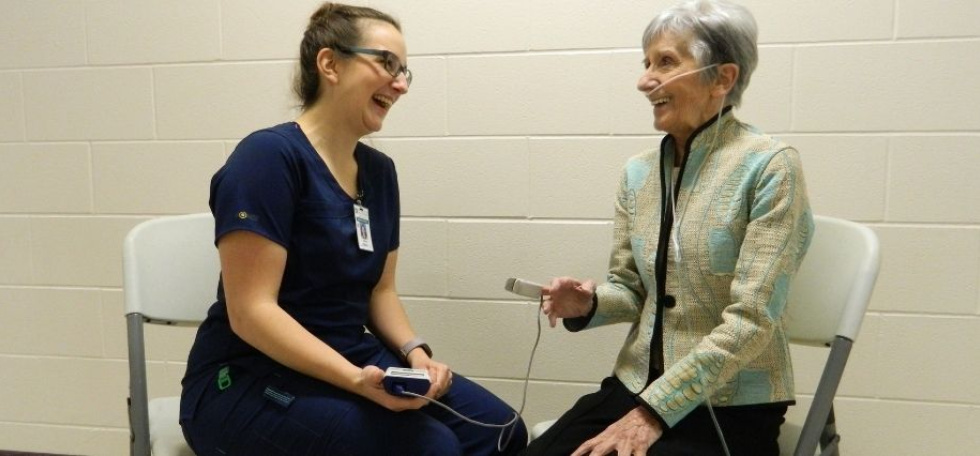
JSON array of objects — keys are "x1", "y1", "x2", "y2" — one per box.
[{"x1": 505, "y1": 278, "x2": 543, "y2": 299}]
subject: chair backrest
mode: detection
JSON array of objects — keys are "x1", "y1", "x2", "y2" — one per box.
[
  {"x1": 123, "y1": 212, "x2": 219, "y2": 324},
  {"x1": 785, "y1": 215, "x2": 881, "y2": 346},
  {"x1": 125, "y1": 213, "x2": 218, "y2": 456}
]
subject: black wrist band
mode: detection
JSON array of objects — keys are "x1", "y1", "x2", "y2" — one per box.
[{"x1": 399, "y1": 337, "x2": 432, "y2": 361}]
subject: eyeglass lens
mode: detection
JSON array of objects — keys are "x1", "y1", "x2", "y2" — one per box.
[{"x1": 384, "y1": 53, "x2": 411, "y2": 85}]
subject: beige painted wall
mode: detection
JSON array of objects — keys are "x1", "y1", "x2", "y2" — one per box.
[{"x1": 1, "y1": 0, "x2": 978, "y2": 454}]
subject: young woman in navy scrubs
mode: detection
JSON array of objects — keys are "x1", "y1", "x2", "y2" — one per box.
[{"x1": 178, "y1": 4, "x2": 527, "y2": 455}]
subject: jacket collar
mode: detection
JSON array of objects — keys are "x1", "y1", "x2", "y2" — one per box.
[{"x1": 659, "y1": 105, "x2": 737, "y2": 178}]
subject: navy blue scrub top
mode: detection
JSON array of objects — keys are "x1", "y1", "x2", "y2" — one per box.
[{"x1": 183, "y1": 122, "x2": 401, "y2": 381}]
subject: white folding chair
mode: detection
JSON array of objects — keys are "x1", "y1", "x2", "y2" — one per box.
[
  {"x1": 125, "y1": 213, "x2": 218, "y2": 456},
  {"x1": 779, "y1": 215, "x2": 880, "y2": 455},
  {"x1": 530, "y1": 215, "x2": 880, "y2": 456}
]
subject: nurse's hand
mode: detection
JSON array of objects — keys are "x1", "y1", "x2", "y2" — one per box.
[
  {"x1": 356, "y1": 365, "x2": 428, "y2": 411},
  {"x1": 542, "y1": 277, "x2": 596, "y2": 327},
  {"x1": 408, "y1": 353, "x2": 452, "y2": 400}
]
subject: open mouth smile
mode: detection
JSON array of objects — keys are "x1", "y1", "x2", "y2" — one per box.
[{"x1": 373, "y1": 94, "x2": 394, "y2": 109}]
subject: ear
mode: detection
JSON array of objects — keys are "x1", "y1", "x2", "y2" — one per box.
[
  {"x1": 316, "y1": 48, "x2": 341, "y2": 85},
  {"x1": 713, "y1": 63, "x2": 739, "y2": 98}
]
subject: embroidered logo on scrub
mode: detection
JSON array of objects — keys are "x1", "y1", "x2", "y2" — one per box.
[
  {"x1": 237, "y1": 211, "x2": 259, "y2": 221},
  {"x1": 217, "y1": 365, "x2": 232, "y2": 391}
]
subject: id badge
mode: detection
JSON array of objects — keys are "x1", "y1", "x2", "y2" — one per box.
[{"x1": 354, "y1": 204, "x2": 374, "y2": 252}]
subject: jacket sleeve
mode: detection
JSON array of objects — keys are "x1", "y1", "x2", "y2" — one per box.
[
  {"x1": 635, "y1": 148, "x2": 814, "y2": 427},
  {"x1": 566, "y1": 161, "x2": 648, "y2": 331}
]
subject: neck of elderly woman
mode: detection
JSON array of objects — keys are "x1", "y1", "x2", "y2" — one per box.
[{"x1": 672, "y1": 97, "x2": 729, "y2": 164}]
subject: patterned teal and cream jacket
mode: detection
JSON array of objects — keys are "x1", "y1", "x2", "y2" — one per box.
[{"x1": 567, "y1": 108, "x2": 813, "y2": 427}]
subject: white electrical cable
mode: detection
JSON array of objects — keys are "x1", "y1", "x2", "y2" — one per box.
[{"x1": 402, "y1": 296, "x2": 544, "y2": 452}]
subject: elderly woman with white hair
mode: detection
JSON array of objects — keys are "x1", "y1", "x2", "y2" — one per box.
[{"x1": 524, "y1": 1, "x2": 813, "y2": 455}]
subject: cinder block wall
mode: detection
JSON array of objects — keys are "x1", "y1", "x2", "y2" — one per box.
[{"x1": 1, "y1": 1, "x2": 978, "y2": 454}]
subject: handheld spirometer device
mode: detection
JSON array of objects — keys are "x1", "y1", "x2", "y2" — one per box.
[{"x1": 382, "y1": 367, "x2": 431, "y2": 396}]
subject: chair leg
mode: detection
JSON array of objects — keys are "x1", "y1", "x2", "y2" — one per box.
[
  {"x1": 127, "y1": 313, "x2": 150, "y2": 456},
  {"x1": 795, "y1": 336, "x2": 852, "y2": 456},
  {"x1": 817, "y1": 406, "x2": 841, "y2": 456}
]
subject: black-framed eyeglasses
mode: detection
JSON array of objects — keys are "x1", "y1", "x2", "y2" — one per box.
[{"x1": 336, "y1": 46, "x2": 413, "y2": 87}]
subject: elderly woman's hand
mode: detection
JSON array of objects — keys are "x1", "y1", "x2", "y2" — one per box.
[
  {"x1": 571, "y1": 406, "x2": 663, "y2": 456},
  {"x1": 542, "y1": 277, "x2": 596, "y2": 328}
]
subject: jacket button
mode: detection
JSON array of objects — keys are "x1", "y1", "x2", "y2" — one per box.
[{"x1": 664, "y1": 295, "x2": 676, "y2": 308}]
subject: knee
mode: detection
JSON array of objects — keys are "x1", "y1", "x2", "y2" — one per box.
[
  {"x1": 418, "y1": 424, "x2": 463, "y2": 455},
  {"x1": 500, "y1": 418, "x2": 529, "y2": 455},
  {"x1": 343, "y1": 420, "x2": 463, "y2": 456},
  {"x1": 467, "y1": 417, "x2": 528, "y2": 456},
  {"x1": 491, "y1": 408, "x2": 528, "y2": 453}
]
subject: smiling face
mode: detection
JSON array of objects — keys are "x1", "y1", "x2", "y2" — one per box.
[
  {"x1": 336, "y1": 19, "x2": 409, "y2": 136},
  {"x1": 636, "y1": 32, "x2": 721, "y2": 146}
]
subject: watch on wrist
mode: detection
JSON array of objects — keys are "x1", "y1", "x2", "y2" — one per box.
[{"x1": 399, "y1": 337, "x2": 432, "y2": 361}]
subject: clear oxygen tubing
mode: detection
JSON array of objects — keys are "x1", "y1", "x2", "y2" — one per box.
[
  {"x1": 645, "y1": 63, "x2": 719, "y2": 98},
  {"x1": 654, "y1": 63, "x2": 733, "y2": 456},
  {"x1": 644, "y1": 63, "x2": 719, "y2": 262},
  {"x1": 402, "y1": 296, "x2": 544, "y2": 452},
  {"x1": 669, "y1": 132, "x2": 730, "y2": 456},
  {"x1": 671, "y1": 100, "x2": 731, "y2": 456},
  {"x1": 645, "y1": 63, "x2": 722, "y2": 264},
  {"x1": 668, "y1": 97, "x2": 725, "y2": 265}
]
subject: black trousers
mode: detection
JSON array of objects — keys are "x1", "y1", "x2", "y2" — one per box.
[{"x1": 523, "y1": 377, "x2": 787, "y2": 456}]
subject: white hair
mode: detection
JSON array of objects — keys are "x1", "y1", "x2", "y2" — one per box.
[{"x1": 642, "y1": 0, "x2": 758, "y2": 107}]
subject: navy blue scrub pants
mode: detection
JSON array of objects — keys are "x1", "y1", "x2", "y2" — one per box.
[{"x1": 181, "y1": 349, "x2": 527, "y2": 456}]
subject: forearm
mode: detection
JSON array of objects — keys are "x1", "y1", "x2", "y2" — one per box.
[
  {"x1": 592, "y1": 282, "x2": 646, "y2": 325},
  {"x1": 229, "y1": 300, "x2": 361, "y2": 391},
  {"x1": 580, "y1": 169, "x2": 647, "y2": 329},
  {"x1": 368, "y1": 288, "x2": 430, "y2": 365},
  {"x1": 366, "y1": 250, "x2": 429, "y2": 363}
]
